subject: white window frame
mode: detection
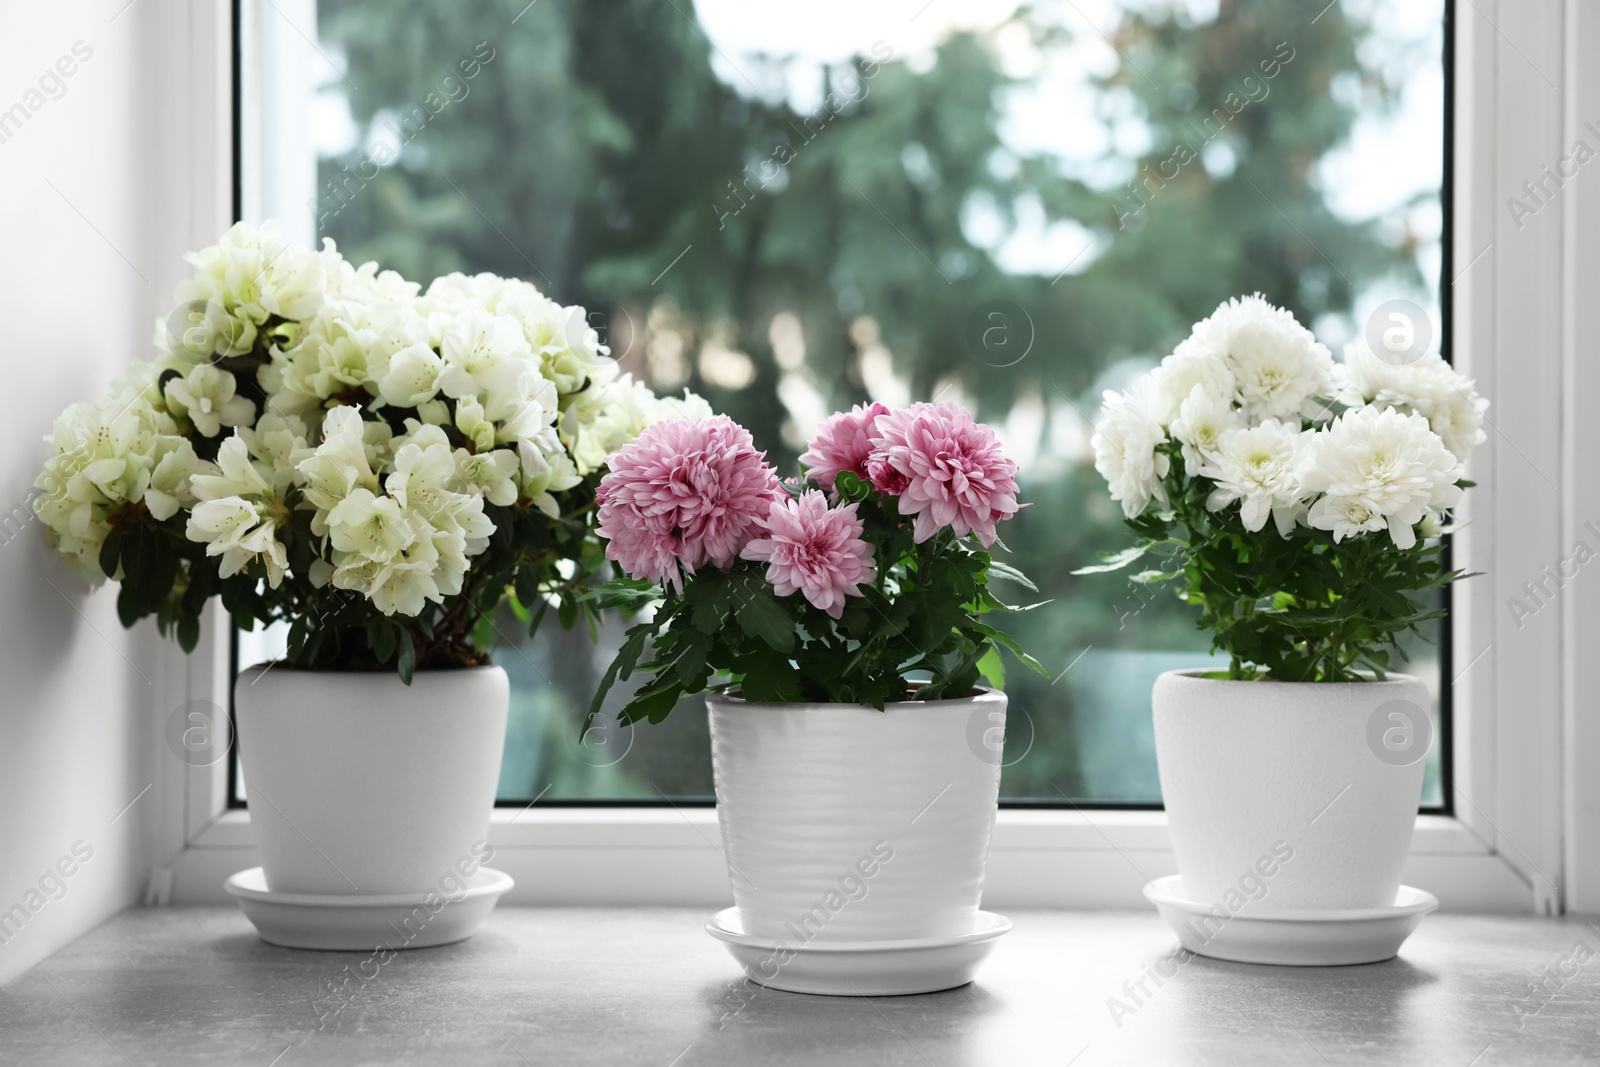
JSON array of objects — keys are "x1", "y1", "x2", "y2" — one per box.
[{"x1": 149, "y1": 0, "x2": 1595, "y2": 912}]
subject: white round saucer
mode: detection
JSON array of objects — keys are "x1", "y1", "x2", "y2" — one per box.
[
  {"x1": 705, "y1": 907, "x2": 1012, "y2": 996},
  {"x1": 225, "y1": 866, "x2": 513, "y2": 951},
  {"x1": 1142, "y1": 874, "x2": 1438, "y2": 966}
]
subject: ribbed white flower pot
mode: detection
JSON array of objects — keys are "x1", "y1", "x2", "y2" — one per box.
[
  {"x1": 234, "y1": 665, "x2": 508, "y2": 896},
  {"x1": 707, "y1": 688, "x2": 1005, "y2": 943},
  {"x1": 1152, "y1": 670, "x2": 1430, "y2": 910}
]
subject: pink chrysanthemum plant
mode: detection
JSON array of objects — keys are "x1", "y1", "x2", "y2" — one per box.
[{"x1": 589, "y1": 403, "x2": 1046, "y2": 726}]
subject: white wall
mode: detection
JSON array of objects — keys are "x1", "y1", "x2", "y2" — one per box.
[{"x1": 0, "y1": 0, "x2": 229, "y2": 986}]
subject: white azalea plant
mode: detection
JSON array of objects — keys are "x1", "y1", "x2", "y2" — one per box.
[
  {"x1": 1083, "y1": 294, "x2": 1487, "y2": 682},
  {"x1": 34, "y1": 221, "x2": 703, "y2": 679}
]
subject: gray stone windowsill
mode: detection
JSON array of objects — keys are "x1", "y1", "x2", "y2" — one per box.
[{"x1": 2, "y1": 908, "x2": 1598, "y2": 1065}]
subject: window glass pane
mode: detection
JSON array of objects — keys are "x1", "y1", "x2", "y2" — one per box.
[{"x1": 239, "y1": 0, "x2": 1447, "y2": 807}]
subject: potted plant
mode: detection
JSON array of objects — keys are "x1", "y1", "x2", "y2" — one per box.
[
  {"x1": 33, "y1": 221, "x2": 699, "y2": 906},
  {"x1": 589, "y1": 402, "x2": 1043, "y2": 965},
  {"x1": 1082, "y1": 294, "x2": 1487, "y2": 920}
]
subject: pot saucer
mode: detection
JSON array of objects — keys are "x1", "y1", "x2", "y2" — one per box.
[
  {"x1": 1142, "y1": 874, "x2": 1438, "y2": 966},
  {"x1": 225, "y1": 866, "x2": 513, "y2": 951},
  {"x1": 705, "y1": 907, "x2": 1011, "y2": 996}
]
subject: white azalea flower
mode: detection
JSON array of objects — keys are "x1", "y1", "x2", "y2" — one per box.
[
  {"x1": 325, "y1": 488, "x2": 413, "y2": 562},
  {"x1": 278, "y1": 298, "x2": 428, "y2": 403},
  {"x1": 1301, "y1": 407, "x2": 1464, "y2": 549},
  {"x1": 456, "y1": 448, "x2": 520, "y2": 507},
  {"x1": 377, "y1": 343, "x2": 445, "y2": 408},
  {"x1": 1183, "y1": 294, "x2": 1335, "y2": 423},
  {"x1": 185, "y1": 434, "x2": 291, "y2": 586},
  {"x1": 1203, "y1": 419, "x2": 1310, "y2": 536},
  {"x1": 186, "y1": 497, "x2": 288, "y2": 586},
  {"x1": 163, "y1": 364, "x2": 256, "y2": 438},
  {"x1": 319, "y1": 240, "x2": 420, "y2": 304},
  {"x1": 163, "y1": 220, "x2": 325, "y2": 365},
  {"x1": 237, "y1": 414, "x2": 313, "y2": 494},
  {"x1": 1168, "y1": 385, "x2": 1242, "y2": 477},
  {"x1": 297, "y1": 406, "x2": 380, "y2": 531},
  {"x1": 521, "y1": 447, "x2": 580, "y2": 518},
  {"x1": 453, "y1": 396, "x2": 496, "y2": 452},
  {"x1": 386, "y1": 438, "x2": 460, "y2": 521},
  {"x1": 145, "y1": 441, "x2": 210, "y2": 521},
  {"x1": 355, "y1": 537, "x2": 443, "y2": 617},
  {"x1": 40, "y1": 227, "x2": 694, "y2": 629},
  {"x1": 190, "y1": 435, "x2": 272, "y2": 501},
  {"x1": 565, "y1": 375, "x2": 711, "y2": 475},
  {"x1": 436, "y1": 310, "x2": 532, "y2": 403},
  {"x1": 1334, "y1": 343, "x2": 1488, "y2": 460},
  {"x1": 33, "y1": 399, "x2": 178, "y2": 581},
  {"x1": 1091, "y1": 378, "x2": 1171, "y2": 519}
]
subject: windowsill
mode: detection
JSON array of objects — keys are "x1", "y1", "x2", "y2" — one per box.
[
  {"x1": 186, "y1": 806, "x2": 1486, "y2": 851},
  {"x1": 7, "y1": 906, "x2": 1594, "y2": 1063},
  {"x1": 167, "y1": 809, "x2": 1529, "y2": 911}
]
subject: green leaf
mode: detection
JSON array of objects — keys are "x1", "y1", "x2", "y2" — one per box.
[
  {"x1": 587, "y1": 623, "x2": 651, "y2": 731},
  {"x1": 115, "y1": 583, "x2": 142, "y2": 629},
  {"x1": 1071, "y1": 544, "x2": 1149, "y2": 575},
  {"x1": 176, "y1": 612, "x2": 201, "y2": 653},
  {"x1": 98, "y1": 527, "x2": 123, "y2": 580},
  {"x1": 370, "y1": 619, "x2": 398, "y2": 665},
  {"x1": 974, "y1": 623, "x2": 1050, "y2": 677},
  {"x1": 985, "y1": 559, "x2": 1038, "y2": 592},
  {"x1": 397, "y1": 631, "x2": 417, "y2": 685},
  {"x1": 736, "y1": 591, "x2": 795, "y2": 653},
  {"x1": 976, "y1": 643, "x2": 1005, "y2": 690}
]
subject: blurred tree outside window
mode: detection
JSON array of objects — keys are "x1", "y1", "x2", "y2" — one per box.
[{"x1": 239, "y1": 0, "x2": 1449, "y2": 806}]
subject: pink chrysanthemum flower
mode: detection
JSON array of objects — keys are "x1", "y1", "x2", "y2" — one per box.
[
  {"x1": 867, "y1": 402, "x2": 1021, "y2": 545},
  {"x1": 597, "y1": 416, "x2": 781, "y2": 590},
  {"x1": 800, "y1": 401, "x2": 890, "y2": 494},
  {"x1": 741, "y1": 490, "x2": 877, "y2": 618}
]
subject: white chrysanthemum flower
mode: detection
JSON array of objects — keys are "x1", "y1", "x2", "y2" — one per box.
[
  {"x1": 1168, "y1": 385, "x2": 1242, "y2": 477},
  {"x1": 1091, "y1": 378, "x2": 1171, "y2": 519},
  {"x1": 1183, "y1": 294, "x2": 1335, "y2": 423},
  {"x1": 163, "y1": 364, "x2": 256, "y2": 438},
  {"x1": 1301, "y1": 407, "x2": 1464, "y2": 549},
  {"x1": 1150, "y1": 346, "x2": 1235, "y2": 425},
  {"x1": 1334, "y1": 343, "x2": 1488, "y2": 460},
  {"x1": 1203, "y1": 418, "x2": 1310, "y2": 536}
]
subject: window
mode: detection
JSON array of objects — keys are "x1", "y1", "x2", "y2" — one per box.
[{"x1": 237, "y1": 0, "x2": 1450, "y2": 809}]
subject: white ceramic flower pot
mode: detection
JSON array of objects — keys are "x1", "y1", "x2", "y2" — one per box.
[
  {"x1": 234, "y1": 664, "x2": 508, "y2": 896},
  {"x1": 1152, "y1": 669, "x2": 1431, "y2": 910},
  {"x1": 707, "y1": 688, "x2": 1005, "y2": 943}
]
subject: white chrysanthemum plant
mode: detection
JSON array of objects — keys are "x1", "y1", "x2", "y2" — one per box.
[
  {"x1": 33, "y1": 221, "x2": 705, "y2": 680},
  {"x1": 1082, "y1": 294, "x2": 1487, "y2": 682}
]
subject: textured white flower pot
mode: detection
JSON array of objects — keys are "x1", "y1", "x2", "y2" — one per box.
[
  {"x1": 707, "y1": 687, "x2": 1005, "y2": 943},
  {"x1": 234, "y1": 664, "x2": 508, "y2": 896},
  {"x1": 1152, "y1": 670, "x2": 1430, "y2": 911}
]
